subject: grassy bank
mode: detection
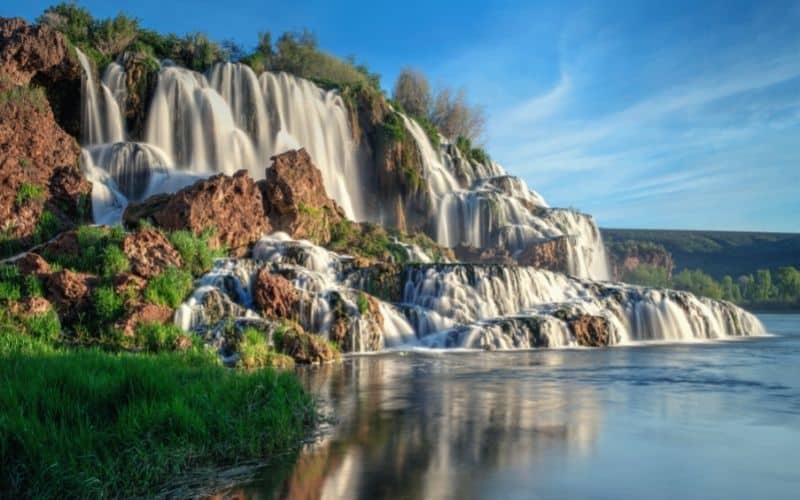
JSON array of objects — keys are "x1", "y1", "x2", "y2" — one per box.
[{"x1": 0, "y1": 333, "x2": 315, "y2": 499}]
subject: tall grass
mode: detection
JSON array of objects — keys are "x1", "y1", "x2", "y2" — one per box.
[{"x1": 0, "y1": 334, "x2": 315, "y2": 498}]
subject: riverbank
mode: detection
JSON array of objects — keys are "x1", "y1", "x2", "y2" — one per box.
[{"x1": 0, "y1": 332, "x2": 315, "y2": 498}]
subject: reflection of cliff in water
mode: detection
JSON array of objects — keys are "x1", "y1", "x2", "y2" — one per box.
[{"x1": 225, "y1": 352, "x2": 604, "y2": 499}]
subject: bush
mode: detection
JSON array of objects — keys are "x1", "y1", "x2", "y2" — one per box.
[
  {"x1": 431, "y1": 87, "x2": 486, "y2": 142},
  {"x1": 33, "y1": 210, "x2": 61, "y2": 244},
  {"x1": 101, "y1": 244, "x2": 130, "y2": 277},
  {"x1": 22, "y1": 310, "x2": 61, "y2": 342},
  {"x1": 14, "y1": 183, "x2": 45, "y2": 207},
  {"x1": 168, "y1": 229, "x2": 226, "y2": 276},
  {"x1": 455, "y1": 136, "x2": 490, "y2": 165},
  {"x1": 91, "y1": 285, "x2": 125, "y2": 325},
  {"x1": 44, "y1": 225, "x2": 126, "y2": 274},
  {"x1": 392, "y1": 67, "x2": 431, "y2": 118},
  {"x1": 622, "y1": 264, "x2": 671, "y2": 288},
  {"x1": 134, "y1": 322, "x2": 185, "y2": 352},
  {"x1": 237, "y1": 327, "x2": 293, "y2": 369},
  {"x1": 0, "y1": 264, "x2": 21, "y2": 302},
  {"x1": 144, "y1": 266, "x2": 193, "y2": 308},
  {"x1": 357, "y1": 292, "x2": 369, "y2": 315}
]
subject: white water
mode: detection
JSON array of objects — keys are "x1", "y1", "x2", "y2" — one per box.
[{"x1": 76, "y1": 55, "x2": 610, "y2": 279}]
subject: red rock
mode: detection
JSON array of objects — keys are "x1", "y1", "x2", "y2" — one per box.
[
  {"x1": 0, "y1": 17, "x2": 78, "y2": 91},
  {"x1": 9, "y1": 296, "x2": 52, "y2": 317},
  {"x1": 114, "y1": 302, "x2": 174, "y2": 337},
  {"x1": 124, "y1": 170, "x2": 270, "y2": 257},
  {"x1": 252, "y1": 268, "x2": 298, "y2": 319},
  {"x1": 568, "y1": 314, "x2": 610, "y2": 347},
  {"x1": 112, "y1": 272, "x2": 147, "y2": 295},
  {"x1": 15, "y1": 252, "x2": 50, "y2": 275},
  {"x1": 45, "y1": 269, "x2": 97, "y2": 315},
  {"x1": 517, "y1": 237, "x2": 571, "y2": 273},
  {"x1": 122, "y1": 228, "x2": 183, "y2": 278},
  {"x1": 277, "y1": 327, "x2": 340, "y2": 364}
]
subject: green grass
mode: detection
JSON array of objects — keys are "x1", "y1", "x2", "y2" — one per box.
[
  {"x1": 237, "y1": 328, "x2": 294, "y2": 370},
  {"x1": 134, "y1": 321, "x2": 190, "y2": 352},
  {"x1": 0, "y1": 332, "x2": 314, "y2": 498},
  {"x1": 0, "y1": 85, "x2": 48, "y2": 112},
  {"x1": 168, "y1": 229, "x2": 226, "y2": 277},
  {"x1": 42, "y1": 225, "x2": 127, "y2": 275},
  {"x1": 144, "y1": 266, "x2": 194, "y2": 308},
  {"x1": 14, "y1": 183, "x2": 45, "y2": 206}
]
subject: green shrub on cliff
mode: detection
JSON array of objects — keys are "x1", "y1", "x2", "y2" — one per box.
[
  {"x1": 168, "y1": 229, "x2": 226, "y2": 276},
  {"x1": 144, "y1": 266, "x2": 194, "y2": 308},
  {"x1": 14, "y1": 183, "x2": 44, "y2": 207}
]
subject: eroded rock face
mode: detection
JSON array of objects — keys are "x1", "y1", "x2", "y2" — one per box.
[
  {"x1": 517, "y1": 237, "x2": 570, "y2": 274},
  {"x1": 124, "y1": 170, "x2": 270, "y2": 256},
  {"x1": 608, "y1": 242, "x2": 674, "y2": 281},
  {"x1": 252, "y1": 268, "x2": 298, "y2": 320},
  {"x1": 0, "y1": 17, "x2": 77, "y2": 90},
  {"x1": 259, "y1": 149, "x2": 344, "y2": 243},
  {"x1": 568, "y1": 314, "x2": 610, "y2": 347},
  {"x1": 45, "y1": 269, "x2": 97, "y2": 317},
  {"x1": 122, "y1": 228, "x2": 183, "y2": 278},
  {"x1": 277, "y1": 328, "x2": 340, "y2": 364}
]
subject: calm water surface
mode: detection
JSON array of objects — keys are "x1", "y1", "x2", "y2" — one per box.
[{"x1": 221, "y1": 314, "x2": 800, "y2": 499}]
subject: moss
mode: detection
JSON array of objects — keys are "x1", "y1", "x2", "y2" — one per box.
[{"x1": 14, "y1": 183, "x2": 45, "y2": 207}]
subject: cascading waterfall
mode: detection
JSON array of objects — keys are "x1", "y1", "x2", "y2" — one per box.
[{"x1": 174, "y1": 236, "x2": 765, "y2": 352}]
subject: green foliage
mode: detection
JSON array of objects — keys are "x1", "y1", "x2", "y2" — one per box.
[
  {"x1": 621, "y1": 264, "x2": 671, "y2": 288},
  {"x1": 14, "y1": 184, "x2": 45, "y2": 207},
  {"x1": 0, "y1": 85, "x2": 48, "y2": 112},
  {"x1": 673, "y1": 269, "x2": 723, "y2": 300},
  {"x1": 19, "y1": 158, "x2": 31, "y2": 169},
  {"x1": 776, "y1": 266, "x2": 800, "y2": 300},
  {"x1": 91, "y1": 285, "x2": 125, "y2": 325},
  {"x1": 237, "y1": 327, "x2": 294, "y2": 369},
  {"x1": 0, "y1": 334, "x2": 314, "y2": 498},
  {"x1": 456, "y1": 136, "x2": 490, "y2": 165},
  {"x1": 379, "y1": 111, "x2": 407, "y2": 142},
  {"x1": 144, "y1": 266, "x2": 193, "y2": 308},
  {"x1": 0, "y1": 264, "x2": 22, "y2": 301},
  {"x1": 357, "y1": 292, "x2": 369, "y2": 315},
  {"x1": 168, "y1": 229, "x2": 226, "y2": 277},
  {"x1": 134, "y1": 321, "x2": 185, "y2": 352},
  {"x1": 33, "y1": 210, "x2": 61, "y2": 244},
  {"x1": 43, "y1": 225, "x2": 126, "y2": 275},
  {"x1": 22, "y1": 310, "x2": 61, "y2": 342}
]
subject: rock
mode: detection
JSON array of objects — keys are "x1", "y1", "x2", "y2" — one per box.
[
  {"x1": 259, "y1": 149, "x2": 345, "y2": 243},
  {"x1": 252, "y1": 268, "x2": 298, "y2": 320},
  {"x1": 9, "y1": 296, "x2": 52, "y2": 317},
  {"x1": 124, "y1": 170, "x2": 269, "y2": 256},
  {"x1": 114, "y1": 303, "x2": 174, "y2": 337},
  {"x1": 453, "y1": 245, "x2": 516, "y2": 265},
  {"x1": 517, "y1": 237, "x2": 571, "y2": 273},
  {"x1": 0, "y1": 17, "x2": 77, "y2": 91},
  {"x1": 568, "y1": 314, "x2": 610, "y2": 347},
  {"x1": 15, "y1": 252, "x2": 50, "y2": 276},
  {"x1": 607, "y1": 240, "x2": 674, "y2": 281},
  {"x1": 40, "y1": 229, "x2": 80, "y2": 256},
  {"x1": 122, "y1": 228, "x2": 183, "y2": 278},
  {"x1": 45, "y1": 269, "x2": 97, "y2": 316},
  {"x1": 327, "y1": 291, "x2": 384, "y2": 352},
  {"x1": 112, "y1": 272, "x2": 147, "y2": 295},
  {"x1": 277, "y1": 327, "x2": 340, "y2": 364}
]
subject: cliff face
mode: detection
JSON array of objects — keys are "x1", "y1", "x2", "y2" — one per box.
[
  {"x1": 607, "y1": 240, "x2": 674, "y2": 280},
  {"x1": 0, "y1": 19, "x2": 91, "y2": 257}
]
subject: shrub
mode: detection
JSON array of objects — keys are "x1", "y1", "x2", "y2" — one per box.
[
  {"x1": 455, "y1": 136, "x2": 490, "y2": 165},
  {"x1": 101, "y1": 244, "x2": 130, "y2": 277},
  {"x1": 44, "y1": 225, "x2": 126, "y2": 274},
  {"x1": 168, "y1": 229, "x2": 226, "y2": 276},
  {"x1": 392, "y1": 67, "x2": 432, "y2": 118},
  {"x1": 22, "y1": 310, "x2": 61, "y2": 342},
  {"x1": 92, "y1": 285, "x2": 125, "y2": 325},
  {"x1": 14, "y1": 184, "x2": 44, "y2": 207},
  {"x1": 357, "y1": 292, "x2": 369, "y2": 315},
  {"x1": 431, "y1": 87, "x2": 486, "y2": 142},
  {"x1": 237, "y1": 327, "x2": 293, "y2": 369},
  {"x1": 144, "y1": 266, "x2": 193, "y2": 308},
  {"x1": 33, "y1": 210, "x2": 61, "y2": 244}
]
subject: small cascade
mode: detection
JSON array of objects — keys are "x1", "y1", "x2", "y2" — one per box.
[{"x1": 76, "y1": 49, "x2": 125, "y2": 145}]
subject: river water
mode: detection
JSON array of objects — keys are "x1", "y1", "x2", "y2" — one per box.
[{"x1": 217, "y1": 314, "x2": 800, "y2": 499}]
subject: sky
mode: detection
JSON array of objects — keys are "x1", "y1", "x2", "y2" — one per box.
[{"x1": 5, "y1": 0, "x2": 800, "y2": 232}]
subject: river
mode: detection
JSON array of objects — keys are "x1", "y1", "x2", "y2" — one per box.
[{"x1": 215, "y1": 314, "x2": 800, "y2": 499}]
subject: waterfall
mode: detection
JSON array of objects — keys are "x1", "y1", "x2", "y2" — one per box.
[{"x1": 76, "y1": 49, "x2": 125, "y2": 145}]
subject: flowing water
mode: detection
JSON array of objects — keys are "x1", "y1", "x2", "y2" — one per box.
[{"x1": 214, "y1": 313, "x2": 800, "y2": 499}]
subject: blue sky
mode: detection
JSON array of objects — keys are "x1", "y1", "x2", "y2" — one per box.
[{"x1": 5, "y1": 0, "x2": 800, "y2": 231}]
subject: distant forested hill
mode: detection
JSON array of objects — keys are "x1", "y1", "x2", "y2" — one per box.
[{"x1": 601, "y1": 228, "x2": 800, "y2": 279}]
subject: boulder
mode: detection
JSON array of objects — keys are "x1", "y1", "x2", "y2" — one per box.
[
  {"x1": 112, "y1": 272, "x2": 147, "y2": 296},
  {"x1": 9, "y1": 296, "x2": 52, "y2": 317},
  {"x1": 124, "y1": 170, "x2": 270, "y2": 256},
  {"x1": 568, "y1": 314, "x2": 610, "y2": 347},
  {"x1": 252, "y1": 268, "x2": 298, "y2": 320},
  {"x1": 122, "y1": 228, "x2": 183, "y2": 278},
  {"x1": 114, "y1": 303, "x2": 174, "y2": 337},
  {"x1": 15, "y1": 252, "x2": 50, "y2": 276},
  {"x1": 277, "y1": 328, "x2": 340, "y2": 364},
  {"x1": 0, "y1": 17, "x2": 78, "y2": 91},
  {"x1": 259, "y1": 149, "x2": 345, "y2": 243},
  {"x1": 45, "y1": 269, "x2": 97, "y2": 316}
]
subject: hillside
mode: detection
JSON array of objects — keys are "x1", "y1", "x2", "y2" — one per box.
[{"x1": 602, "y1": 228, "x2": 800, "y2": 279}]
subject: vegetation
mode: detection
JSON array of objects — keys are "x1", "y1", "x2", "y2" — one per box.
[
  {"x1": 621, "y1": 263, "x2": 800, "y2": 310},
  {"x1": 0, "y1": 85, "x2": 49, "y2": 112},
  {"x1": 455, "y1": 135, "x2": 490, "y2": 165},
  {"x1": 134, "y1": 321, "x2": 191, "y2": 352},
  {"x1": 144, "y1": 266, "x2": 194, "y2": 308},
  {"x1": 168, "y1": 228, "x2": 227, "y2": 276},
  {"x1": 237, "y1": 327, "x2": 294, "y2": 369},
  {"x1": 0, "y1": 331, "x2": 313, "y2": 498},
  {"x1": 327, "y1": 219, "x2": 449, "y2": 264}
]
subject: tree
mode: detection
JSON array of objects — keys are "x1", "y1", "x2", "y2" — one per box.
[
  {"x1": 392, "y1": 68, "x2": 431, "y2": 118},
  {"x1": 673, "y1": 269, "x2": 722, "y2": 300},
  {"x1": 738, "y1": 274, "x2": 755, "y2": 301},
  {"x1": 430, "y1": 86, "x2": 486, "y2": 142},
  {"x1": 753, "y1": 269, "x2": 774, "y2": 302},
  {"x1": 721, "y1": 275, "x2": 741, "y2": 302},
  {"x1": 776, "y1": 266, "x2": 800, "y2": 300}
]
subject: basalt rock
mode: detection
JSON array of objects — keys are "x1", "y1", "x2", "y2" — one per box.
[
  {"x1": 124, "y1": 170, "x2": 270, "y2": 256},
  {"x1": 259, "y1": 149, "x2": 345, "y2": 243},
  {"x1": 252, "y1": 268, "x2": 298, "y2": 320},
  {"x1": 121, "y1": 228, "x2": 183, "y2": 278},
  {"x1": 568, "y1": 314, "x2": 610, "y2": 347}
]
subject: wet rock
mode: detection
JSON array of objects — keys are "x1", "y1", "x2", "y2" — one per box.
[
  {"x1": 122, "y1": 228, "x2": 183, "y2": 278},
  {"x1": 124, "y1": 170, "x2": 270, "y2": 256},
  {"x1": 259, "y1": 149, "x2": 345, "y2": 243},
  {"x1": 517, "y1": 236, "x2": 570, "y2": 273},
  {"x1": 568, "y1": 314, "x2": 610, "y2": 347},
  {"x1": 276, "y1": 327, "x2": 340, "y2": 364},
  {"x1": 453, "y1": 245, "x2": 516, "y2": 265},
  {"x1": 252, "y1": 268, "x2": 298, "y2": 320}
]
